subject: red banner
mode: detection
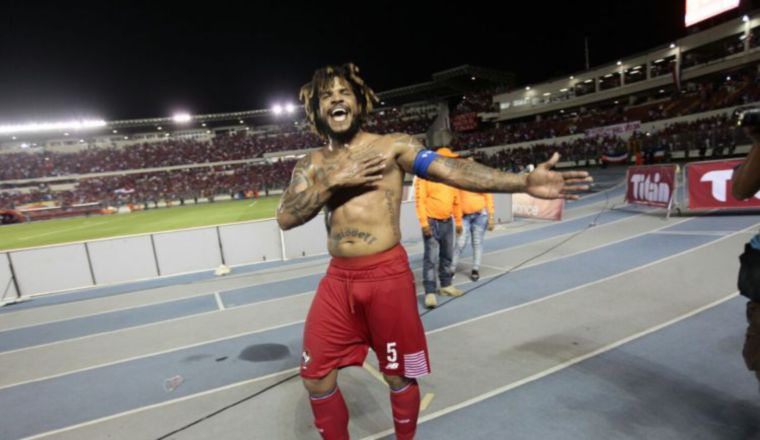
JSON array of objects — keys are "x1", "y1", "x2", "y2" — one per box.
[
  {"x1": 687, "y1": 159, "x2": 760, "y2": 209},
  {"x1": 512, "y1": 193, "x2": 564, "y2": 221},
  {"x1": 625, "y1": 165, "x2": 677, "y2": 208},
  {"x1": 451, "y1": 112, "x2": 479, "y2": 132}
]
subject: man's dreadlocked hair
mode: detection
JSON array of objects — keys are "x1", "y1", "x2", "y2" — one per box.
[{"x1": 299, "y1": 63, "x2": 379, "y2": 138}]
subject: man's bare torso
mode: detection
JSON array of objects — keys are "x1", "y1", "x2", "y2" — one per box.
[{"x1": 306, "y1": 132, "x2": 409, "y2": 257}]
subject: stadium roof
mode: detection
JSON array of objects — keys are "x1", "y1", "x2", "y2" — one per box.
[{"x1": 378, "y1": 65, "x2": 516, "y2": 104}]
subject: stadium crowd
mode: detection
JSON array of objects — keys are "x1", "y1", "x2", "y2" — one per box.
[
  {"x1": 1, "y1": 62, "x2": 758, "y2": 211},
  {"x1": 0, "y1": 109, "x2": 435, "y2": 181},
  {"x1": 0, "y1": 160, "x2": 296, "y2": 209},
  {"x1": 451, "y1": 66, "x2": 760, "y2": 150}
]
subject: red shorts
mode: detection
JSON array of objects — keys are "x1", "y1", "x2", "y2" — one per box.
[{"x1": 300, "y1": 244, "x2": 431, "y2": 379}]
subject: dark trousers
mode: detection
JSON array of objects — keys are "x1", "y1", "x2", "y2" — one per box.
[{"x1": 423, "y1": 218, "x2": 454, "y2": 294}]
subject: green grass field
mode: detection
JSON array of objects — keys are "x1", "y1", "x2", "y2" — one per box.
[{"x1": 0, "y1": 196, "x2": 281, "y2": 251}]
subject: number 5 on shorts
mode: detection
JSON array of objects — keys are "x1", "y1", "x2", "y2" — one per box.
[{"x1": 387, "y1": 342, "x2": 397, "y2": 363}]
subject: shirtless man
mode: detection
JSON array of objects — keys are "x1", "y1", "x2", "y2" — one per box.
[{"x1": 277, "y1": 63, "x2": 592, "y2": 440}]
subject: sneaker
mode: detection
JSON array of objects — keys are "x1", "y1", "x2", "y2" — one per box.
[
  {"x1": 424, "y1": 293, "x2": 438, "y2": 308},
  {"x1": 470, "y1": 270, "x2": 480, "y2": 282},
  {"x1": 439, "y1": 285, "x2": 464, "y2": 297}
]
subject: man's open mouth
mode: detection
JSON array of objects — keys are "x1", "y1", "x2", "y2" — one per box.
[{"x1": 330, "y1": 106, "x2": 349, "y2": 122}]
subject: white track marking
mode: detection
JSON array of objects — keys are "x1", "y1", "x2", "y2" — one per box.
[
  {"x1": 214, "y1": 292, "x2": 225, "y2": 311},
  {"x1": 362, "y1": 362, "x2": 387, "y2": 385},
  {"x1": 420, "y1": 393, "x2": 435, "y2": 411}
]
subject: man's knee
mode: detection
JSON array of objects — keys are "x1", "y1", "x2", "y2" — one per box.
[
  {"x1": 303, "y1": 369, "x2": 338, "y2": 395},
  {"x1": 383, "y1": 374, "x2": 411, "y2": 390}
]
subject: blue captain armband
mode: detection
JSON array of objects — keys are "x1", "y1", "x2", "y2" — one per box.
[{"x1": 412, "y1": 150, "x2": 439, "y2": 179}]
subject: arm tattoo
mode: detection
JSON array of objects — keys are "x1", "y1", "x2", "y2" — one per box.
[
  {"x1": 277, "y1": 155, "x2": 333, "y2": 229},
  {"x1": 431, "y1": 156, "x2": 525, "y2": 193}
]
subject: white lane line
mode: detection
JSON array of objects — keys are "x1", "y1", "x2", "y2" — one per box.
[
  {"x1": 360, "y1": 292, "x2": 740, "y2": 440},
  {"x1": 651, "y1": 230, "x2": 741, "y2": 236},
  {"x1": 17, "y1": 367, "x2": 301, "y2": 440},
  {"x1": 471, "y1": 263, "x2": 505, "y2": 272},
  {"x1": 214, "y1": 292, "x2": 225, "y2": 311},
  {"x1": 420, "y1": 393, "x2": 435, "y2": 411},
  {"x1": 362, "y1": 362, "x2": 387, "y2": 385}
]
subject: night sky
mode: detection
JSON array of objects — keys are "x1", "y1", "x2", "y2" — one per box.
[{"x1": 0, "y1": 0, "x2": 738, "y2": 123}]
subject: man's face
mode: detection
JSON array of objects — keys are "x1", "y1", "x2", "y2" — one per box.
[{"x1": 317, "y1": 76, "x2": 361, "y2": 142}]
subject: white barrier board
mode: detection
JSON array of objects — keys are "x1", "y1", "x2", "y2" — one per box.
[
  {"x1": 152, "y1": 227, "x2": 222, "y2": 276},
  {"x1": 87, "y1": 236, "x2": 159, "y2": 285},
  {"x1": 218, "y1": 221, "x2": 283, "y2": 266},
  {"x1": 11, "y1": 244, "x2": 93, "y2": 295}
]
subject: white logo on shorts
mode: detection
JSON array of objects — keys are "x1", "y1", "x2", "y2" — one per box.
[
  {"x1": 387, "y1": 362, "x2": 399, "y2": 370},
  {"x1": 301, "y1": 350, "x2": 311, "y2": 370}
]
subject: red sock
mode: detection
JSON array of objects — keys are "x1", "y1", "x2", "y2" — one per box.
[
  {"x1": 309, "y1": 387, "x2": 349, "y2": 440},
  {"x1": 389, "y1": 380, "x2": 420, "y2": 440}
]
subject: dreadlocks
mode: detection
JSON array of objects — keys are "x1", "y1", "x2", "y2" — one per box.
[{"x1": 299, "y1": 63, "x2": 379, "y2": 139}]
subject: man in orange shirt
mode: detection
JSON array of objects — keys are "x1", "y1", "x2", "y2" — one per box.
[
  {"x1": 451, "y1": 156, "x2": 495, "y2": 282},
  {"x1": 415, "y1": 147, "x2": 464, "y2": 308}
]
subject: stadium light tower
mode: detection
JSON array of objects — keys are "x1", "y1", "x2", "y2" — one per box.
[
  {"x1": 173, "y1": 113, "x2": 192, "y2": 123},
  {"x1": 0, "y1": 119, "x2": 106, "y2": 135},
  {"x1": 285, "y1": 103, "x2": 296, "y2": 114},
  {"x1": 272, "y1": 104, "x2": 283, "y2": 115}
]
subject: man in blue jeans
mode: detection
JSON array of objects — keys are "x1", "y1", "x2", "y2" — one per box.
[
  {"x1": 451, "y1": 157, "x2": 495, "y2": 282},
  {"x1": 414, "y1": 147, "x2": 464, "y2": 308}
]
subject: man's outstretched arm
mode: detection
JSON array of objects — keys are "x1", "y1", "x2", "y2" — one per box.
[{"x1": 394, "y1": 135, "x2": 592, "y2": 200}]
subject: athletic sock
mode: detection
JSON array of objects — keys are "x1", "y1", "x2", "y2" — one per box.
[
  {"x1": 389, "y1": 380, "x2": 420, "y2": 440},
  {"x1": 309, "y1": 387, "x2": 349, "y2": 440}
]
